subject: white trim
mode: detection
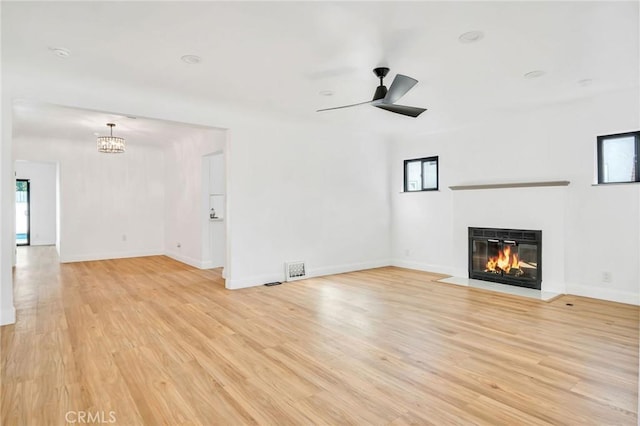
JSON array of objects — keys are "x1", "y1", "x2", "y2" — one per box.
[
  {"x1": 566, "y1": 283, "x2": 639, "y2": 306},
  {"x1": 60, "y1": 250, "x2": 164, "y2": 263},
  {"x1": 226, "y1": 273, "x2": 283, "y2": 290},
  {"x1": 30, "y1": 240, "x2": 56, "y2": 246},
  {"x1": 0, "y1": 305, "x2": 16, "y2": 326},
  {"x1": 307, "y1": 259, "x2": 391, "y2": 278},
  {"x1": 60, "y1": 249, "x2": 220, "y2": 270},
  {"x1": 226, "y1": 259, "x2": 392, "y2": 290},
  {"x1": 200, "y1": 260, "x2": 224, "y2": 270},
  {"x1": 164, "y1": 251, "x2": 210, "y2": 270},
  {"x1": 390, "y1": 259, "x2": 454, "y2": 276},
  {"x1": 540, "y1": 280, "x2": 566, "y2": 295}
]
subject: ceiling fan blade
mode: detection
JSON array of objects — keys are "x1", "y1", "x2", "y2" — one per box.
[
  {"x1": 375, "y1": 103, "x2": 426, "y2": 118},
  {"x1": 383, "y1": 74, "x2": 418, "y2": 104},
  {"x1": 317, "y1": 100, "x2": 372, "y2": 112}
]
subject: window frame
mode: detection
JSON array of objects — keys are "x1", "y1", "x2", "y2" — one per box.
[
  {"x1": 597, "y1": 131, "x2": 640, "y2": 184},
  {"x1": 403, "y1": 156, "x2": 439, "y2": 192}
]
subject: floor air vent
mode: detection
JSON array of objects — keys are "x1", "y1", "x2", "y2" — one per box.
[{"x1": 285, "y1": 261, "x2": 306, "y2": 281}]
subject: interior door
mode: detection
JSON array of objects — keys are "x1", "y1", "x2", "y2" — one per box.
[{"x1": 16, "y1": 179, "x2": 30, "y2": 246}]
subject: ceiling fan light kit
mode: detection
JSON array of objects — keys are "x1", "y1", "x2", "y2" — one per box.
[{"x1": 317, "y1": 67, "x2": 427, "y2": 118}]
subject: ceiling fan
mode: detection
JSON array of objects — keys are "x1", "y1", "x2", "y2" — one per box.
[{"x1": 317, "y1": 67, "x2": 427, "y2": 118}]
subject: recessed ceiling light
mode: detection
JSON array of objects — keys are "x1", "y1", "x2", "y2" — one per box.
[
  {"x1": 578, "y1": 78, "x2": 593, "y2": 87},
  {"x1": 458, "y1": 31, "x2": 484, "y2": 43},
  {"x1": 181, "y1": 55, "x2": 202, "y2": 65},
  {"x1": 319, "y1": 90, "x2": 334, "y2": 96},
  {"x1": 524, "y1": 70, "x2": 546, "y2": 79},
  {"x1": 49, "y1": 47, "x2": 71, "y2": 58},
  {"x1": 93, "y1": 132, "x2": 100, "y2": 136}
]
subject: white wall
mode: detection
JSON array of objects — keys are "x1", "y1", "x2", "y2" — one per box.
[
  {"x1": 14, "y1": 161, "x2": 57, "y2": 245},
  {"x1": 391, "y1": 89, "x2": 640, "y2": 304},
  {"x1": 164, "y1": 129, "x2": 226, "y2": 268},
  {"x1": 225, "y1": 121, "x2": 391, "y2": 289},
  {"x1": 13, "y1": 137, "x2": 165, "y2": 262},
  {"x1": 0, "y1": 69, "x2": 386, "y2": 323}
]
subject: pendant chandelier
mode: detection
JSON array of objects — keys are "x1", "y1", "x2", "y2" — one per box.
[{"x1": 97, "y1": 123, "x2": 125, "y2": 153}]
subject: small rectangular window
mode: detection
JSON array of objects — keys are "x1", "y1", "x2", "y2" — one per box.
[
  {"x1": 597, "y1": 131, "x2": 639, "y2": 184},
  {"x1": 404, "y1": 156, "x2": 439, "y2": 192}
]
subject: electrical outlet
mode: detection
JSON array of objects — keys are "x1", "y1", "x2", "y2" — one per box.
[{"x1": 602, "y1": 271, "x2": 611, "y2": 283}]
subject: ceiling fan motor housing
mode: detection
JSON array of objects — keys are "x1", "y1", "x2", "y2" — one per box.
[
  {"x1": 373, "y1": 85, "x2": 388, "y2": 101},
  {"x1": 372, "y1": 67, "x2": 390, "y2": 100}
]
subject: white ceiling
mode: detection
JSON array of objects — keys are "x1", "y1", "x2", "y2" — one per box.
[
  {"x1": 4, "y1": 1, "x2": 639, "y2": 139},
  {"x1": 11, "y1": 99, "x2": 217, "y2": 147}
]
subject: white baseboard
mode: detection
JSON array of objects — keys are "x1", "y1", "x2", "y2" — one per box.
[
  {"x1": 390, "y1": 259, "x2": 454, "y2": 276},
  {"x1": 226, "y1": 272, "x2": 283, "y2": 290},
  {"x1": 163, "y1": 251, "x2": 223, "y2": 270},
  {"x1": 308, "y1": 259, "x2": 391, "y2": 278},
  {"x1": 60, "y1": 248, "x2": 220, "y2": 271},
  {"x1": 540, "y1": 280, "x2": 566, "y2": 295},
  {"x1": 566, "y1": 283, "x2": 639, "y2": 305},
  {"x1": 30, "y1": 240, "x2": 56, "y2": 246},
  {"x1": 200, "y1": 260, "x2": 224, "y2": 270},
  {"x1": 0, "y1": 305, "x2": 16, "y2": 326},
  {"x1": 164, "y1": 251, "x2": 204, "y2": 269},
  {"x1": 60, "y1": 250, "x2": 164, "y2": 263},
  {"x1": 225, "y1": 259, "x2": 392, "y2": 290}
]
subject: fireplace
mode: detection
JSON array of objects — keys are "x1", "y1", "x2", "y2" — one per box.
[{"x1": 468, "y1": 227, "x2": 542, "y2": 290}]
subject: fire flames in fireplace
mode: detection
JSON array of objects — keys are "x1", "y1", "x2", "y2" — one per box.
[
  {"x1": 485, "y1": 245, "x2": 523, "y2": 276},
  {"x1": 469, "y1": 227, "x2": 541, "y2": 289}
]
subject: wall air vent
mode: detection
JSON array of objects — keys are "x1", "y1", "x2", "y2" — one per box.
[{"x1": 285, "y1": 261, "x2": 306, "y2": 282}]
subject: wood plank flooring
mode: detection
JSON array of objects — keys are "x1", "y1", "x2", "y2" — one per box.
[{"x1": 2, "y1": 246, "x2": 638, "y2": 425}]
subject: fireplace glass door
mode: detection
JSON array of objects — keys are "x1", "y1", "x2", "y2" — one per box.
[
  {"x1": 515, "y1": 242, "x2": 538, "y2": 281},
  {"x1": 470, "y1": 239, "x2": 488, "y2": 274},
  {"x1": 468, "y1": 228, "x2": 541, "y2": 289}
]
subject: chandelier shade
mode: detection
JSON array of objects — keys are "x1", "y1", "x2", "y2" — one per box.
[{"x1": 97, "y1": 123, "x2": 125, "y2": 153}]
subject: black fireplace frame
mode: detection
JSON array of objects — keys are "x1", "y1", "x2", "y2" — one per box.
[{"x1": 468, "y1": 227, "x2": 542, "y2": 290}]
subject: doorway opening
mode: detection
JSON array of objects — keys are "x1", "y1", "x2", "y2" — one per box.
[
  {"x1": 16, "y1": 179, "x2": 30, "y2": 246},
  {"x1": 203, "y1": 151, "x2": 226, "y2": 283}
]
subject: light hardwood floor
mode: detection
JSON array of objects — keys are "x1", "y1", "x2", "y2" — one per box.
[{"x1": 1, "y1": 246, "x2": 638, "y2": 425}]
